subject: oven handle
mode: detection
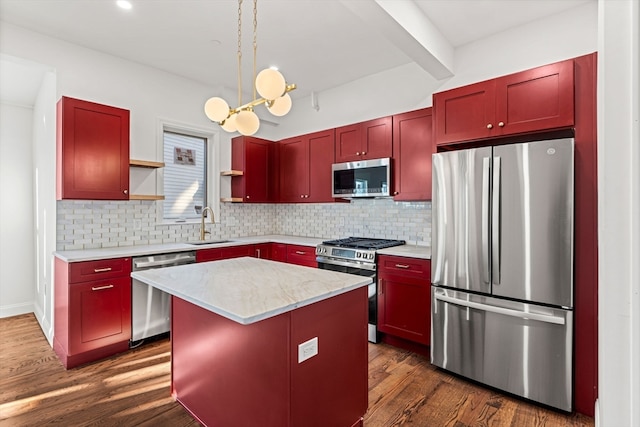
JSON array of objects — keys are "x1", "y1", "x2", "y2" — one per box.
[{"x1": 316, "y1": 256, "x2": 377, "y2": 272}]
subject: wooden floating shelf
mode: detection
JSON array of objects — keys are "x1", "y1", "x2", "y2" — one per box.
[
  {"x1": 220, "y1": 170, "x2": 243, "y2": 176},
  {"x1": 129, "y1": 194, "x2": 165, "y2": 201},
  {"x1": 130, "y1": 159, "x2": 165, "y2": 168},
  {"x1": 220, "y1": 197, "x2": 243, "y2": 203}
]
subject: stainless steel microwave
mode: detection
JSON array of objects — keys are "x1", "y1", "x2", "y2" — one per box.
[{"x1": 332, "y1": 158, "x2": 392, "y2": 198}]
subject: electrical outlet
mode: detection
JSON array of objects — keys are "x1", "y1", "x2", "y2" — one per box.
[{"x1": 298, "y1": 337, "x2": 318, "y2": 363}]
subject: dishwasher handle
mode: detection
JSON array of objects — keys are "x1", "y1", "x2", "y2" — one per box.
[{"x1": 134, "y1": 255, "x2": 196, "y2": 270}]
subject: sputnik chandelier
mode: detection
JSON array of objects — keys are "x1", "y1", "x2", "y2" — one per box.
[{"x1": 204, "y1": 0, "x2": 296, "y2": 136}]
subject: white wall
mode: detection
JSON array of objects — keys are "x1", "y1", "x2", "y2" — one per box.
[
  {"x1": 0, "y1": 103, "x2": 35, "y2": 317},
  {"x1": 596, "y1": 1, "x2": 640, "y2": 426},
  {"x1": 31, "y1": 70, "x2": 57, "y2": 344}
]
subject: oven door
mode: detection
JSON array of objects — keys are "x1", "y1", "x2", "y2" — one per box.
[{"x1": 317, "y1": 258, "x2": 378, "y2": 343}]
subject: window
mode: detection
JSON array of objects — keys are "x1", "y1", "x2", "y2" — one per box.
[{"x1": 162, "y1": 130, "x2": 208, "y2": 222}]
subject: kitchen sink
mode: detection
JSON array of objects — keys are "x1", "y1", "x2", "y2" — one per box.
[{"x1": 187, "y1": 240, "x2": 234, "y2": 245}]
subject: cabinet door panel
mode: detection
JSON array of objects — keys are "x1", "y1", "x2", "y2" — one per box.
[
  {"x1": 362, "y1": 117, "x2": 392, "y2": 160},
  {"x1": 253, "y1": 243, "x2": 272, "y2": 259},
  {"x1": 220, "y1": 245, "x2": 254, "y2": 259},
  {"x1": 392, "y1": 108, "x2": 433, "y2": 201},
  {"x1": 271, "y1": 243, "x2": 288, "y2": 262},
  {"x1": 279, "y1": 137, "x2": 309, "y2": 201},
  {"x1": 196, "y1": 248, "x2": 223, "y2": 262},
  {"x1": 496, "y1": 59, "x2": 574, "y2": 135},
  {"x1": 69, "y1": 276, "x2": 131, "y2": 353},
  {"x1": 231, "y1": 136, "x2": 273, "y2": 203},
  {"x1": 308, "y1": 130, "x2": 335, "y2": 202},
  {"x1": 378, "y1": 275, "x2": 430, "y2": 345},
  {"x1": 335, "y1": 124, "x2": 361, "y2": 163},
  {"x1": 434, "y1": 80, "x2": 496, "y2": 145},
  {"x1": 57, "y1": 97, "x2": 129, "y2": 200}
]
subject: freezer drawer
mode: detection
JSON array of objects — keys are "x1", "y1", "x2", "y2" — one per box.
[{"x1": 430, "y1": 287, "x2": 573, "y2": 412}]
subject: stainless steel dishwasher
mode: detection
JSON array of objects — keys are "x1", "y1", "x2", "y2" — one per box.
[{"x1": 131, "y1": 251, "x2": 196, "y2": 345}]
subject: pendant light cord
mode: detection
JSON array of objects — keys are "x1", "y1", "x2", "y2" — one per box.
[
  {"x1": 237, "y1": 0, "x2": 243, "y2": 107},
  {"x1": 253, "y1": 0, "x2": 258, "y2": 102}
]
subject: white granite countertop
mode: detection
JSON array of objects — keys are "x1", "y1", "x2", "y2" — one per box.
[
  {"x1": 54, "y1": 234, "x2": 430, "y2": 262},
  {"x1": 378, "y1": 244, "x2": 431, "y2": 260},
  {"x1": 131, "y1": 257, "x2": 372, "y2": 325}
]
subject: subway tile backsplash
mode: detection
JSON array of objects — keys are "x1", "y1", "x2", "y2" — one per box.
[{"x1": 56, "y1": 199, "x2": 431, "y2": 250}]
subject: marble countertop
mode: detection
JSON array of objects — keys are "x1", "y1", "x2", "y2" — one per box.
[
  {"x1": 378, "y1": 244, "x2": 431, "y2": 259},
  {"x1": 54, "y1": 234, "x2": 430, "y2": 262},
  {"x1": 131, "y1": 257, "x2": 372, "y2": 325}
]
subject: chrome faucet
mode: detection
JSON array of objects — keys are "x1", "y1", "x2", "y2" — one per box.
[{"x1": 200, "y1": 207, "x2": 215, "y2": 240}]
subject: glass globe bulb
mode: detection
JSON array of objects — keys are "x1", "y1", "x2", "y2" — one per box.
[
  {"x1": 235, "y1": 110, "x2": 260, "y2": 136},
  {"x1": 255, "y1": 69, "x2": 286, "y2": 100},
  {"x1": 267, "y1": 93, "x2": 292, "y2": 117},
  {"x1": 204, "y1": 97, "x2": 230, "y2": 122},
  {"x1": 221, "y1": 114, "x2": 237, "y2": 132}
]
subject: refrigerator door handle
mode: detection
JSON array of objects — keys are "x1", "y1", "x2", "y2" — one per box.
[
  {"x1": 482, "y1": 157, "x2": 490, "y2": 284},
  {"x1": 492, "y1": 156, "x2": 501, "y2": 285},
  {"x1": 434, "y1": 290, "x2": 566, "y2": 325}
]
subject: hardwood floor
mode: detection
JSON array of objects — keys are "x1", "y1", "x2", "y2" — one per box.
[{"x1": 1, "y1": 314, "x2": 594, "y2": 427}]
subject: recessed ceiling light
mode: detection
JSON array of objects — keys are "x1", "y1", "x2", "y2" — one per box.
[{"x1": 117, "y1": 1, "x2": 132, "y2": 10}]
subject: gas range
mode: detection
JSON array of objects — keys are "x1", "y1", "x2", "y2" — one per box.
[
  {"x1": 315, "y1": 237, "x2": 405, "y2": 344},
  {"x1": 316, "y1": 237, "x2": 406, "y2": 269}
]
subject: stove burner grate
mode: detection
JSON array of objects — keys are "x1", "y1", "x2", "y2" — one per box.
[{"x1": 322, "y1": 237, "x2": 405, "y2": 250}]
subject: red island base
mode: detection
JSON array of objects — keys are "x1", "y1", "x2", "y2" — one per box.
[{"x1": 170, "y1": 286, "x2": 368, "y2": 427}]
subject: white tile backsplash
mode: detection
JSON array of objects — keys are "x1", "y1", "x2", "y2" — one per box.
[{"x1": 56, "y1": 199, "x2": 431, "y2": 250}]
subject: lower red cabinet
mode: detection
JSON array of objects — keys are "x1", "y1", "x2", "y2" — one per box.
[
  {"x1": 377, "y1": 255, "x2": 431, "y2": 345},
  {"x1": 54, "y1": 257, "x2": 132, "y2": 369},
  {"x1": 286, "y1": 244, "x2": 317, "y2": 267}
]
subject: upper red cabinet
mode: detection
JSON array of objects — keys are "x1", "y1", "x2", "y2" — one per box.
[
  {"x1": 56, "y1": 96, "x2": 130, "y2": 200},
  {"x1": 279, "y1": 129, "x2": 335, "y2": 203},
  {"x1": 433, "y1": 59, "x2": 574, "y2": 146},
  {"x1": 230, "y1": 136, "x2": 276, "y2": 203},
  {"x1": 335, "y1": 116, "x2": 392, "y2": 163},
  {"x1": 392, "y1": 108, "x2": 433, "y2": 201}
]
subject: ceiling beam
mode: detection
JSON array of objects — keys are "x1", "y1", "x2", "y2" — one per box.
[{"x1": 339, "y1": 0, "x2": 454, "y2": 80}]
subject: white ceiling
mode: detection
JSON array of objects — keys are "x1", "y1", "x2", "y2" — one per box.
[{"x1": 0, "y1": 0, "x2": 592, "y2": 106}]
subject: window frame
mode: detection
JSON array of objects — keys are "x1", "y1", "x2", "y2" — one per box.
[{"x1": 157, "y1": 119, "x2": 220, "y2": 226}]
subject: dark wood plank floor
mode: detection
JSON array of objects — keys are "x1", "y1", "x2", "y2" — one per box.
[{"x1": 0, "y1": 314, "x2": 594, "y2": 426}]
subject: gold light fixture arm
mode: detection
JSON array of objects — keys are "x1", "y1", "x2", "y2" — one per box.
[{"x1": 204, "y1": 0, "x2": 297, "y2": 135}]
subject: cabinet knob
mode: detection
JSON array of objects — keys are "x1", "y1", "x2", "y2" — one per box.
[
  {"x1": 394, "y1": 191, "x2": 399, "y2": 195},
  {"x1": 305, "y1": 195, "x2": 309, "y2": 198},
  {"x1": 486, "y1": 124, "x2": 493, "y2": 129},
  {"x1": 362, "y1": 151, "x2": 366, "y2": 155},
  {"x1": 356, "y1": 152, "x2": 360, "y2": 155},
  {"x1": 123, "y1": 189, "x2": 128, "y2": 194},
  {"x1": 300, "y1": 195, "x2": 304, "y2": 198},
  {"x1": 246, "y1": 195, "x2": 250, "y2": 199},
  {"x1": 498, "y1": 121, "x2": 505, "y2": 127}
]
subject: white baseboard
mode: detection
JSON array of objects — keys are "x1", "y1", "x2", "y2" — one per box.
[{"x1": 0, "y1": 302, "x2": 34, "y2": 319}]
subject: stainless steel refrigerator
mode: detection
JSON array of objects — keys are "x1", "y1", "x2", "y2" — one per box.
[{"x1": 431, "y1": 138, "x2": 574, "y2": 412}]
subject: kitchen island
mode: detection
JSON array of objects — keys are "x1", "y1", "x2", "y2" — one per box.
[{"x1": 131, "y1": 256, "x2": 371, "y2": 427}]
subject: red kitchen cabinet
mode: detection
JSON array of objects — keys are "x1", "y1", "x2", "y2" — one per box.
[
  {"x1": 253, "y1": 243, "x2": 272, "y2": 259},
  {"x1": 335, "y1": 117, "x2": 392, "y2": 163},
  {"x1": 377, "y1": 255, "x2": 430, "y2": 345},
  {"x1": 54, "y1": 257, "x2": 132, "y2": 369},
  {"x1": 286, "y1": 245, "x2": 317, "y2": 268},
  {"x1": 434, "y1": 59, "x2": 574, "y2": 146},
  {"x1": 230, "y1": 136, "x2": 276, "y2": 202},
  {"x1": 56, "y1": 96, "x2": 130, "y2": 200},
  {"x1": 279, "y1": 129, "x2": 335, "y2": 203},
  {"x1": 392, "y1": 108, "x2": 433, "y2": 201},
  {"x1": 271, "y1": 243, "x2": 288, "y2": 262},
  {"x1": 197, "y1": 244, "x2": 256, "y2": 262}
]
